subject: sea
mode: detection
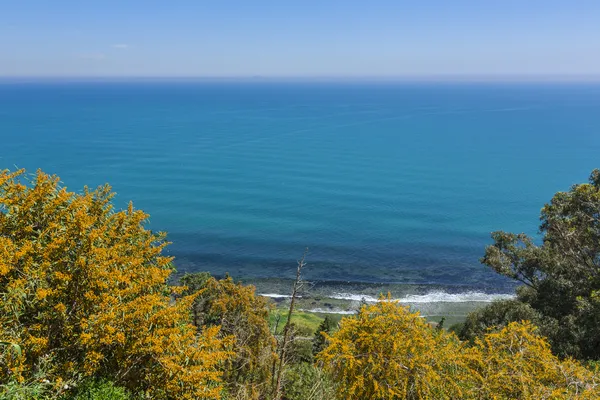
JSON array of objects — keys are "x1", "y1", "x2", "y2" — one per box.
[{"x1": 2, "y1": 79, "x2": 600, "y2": 304}]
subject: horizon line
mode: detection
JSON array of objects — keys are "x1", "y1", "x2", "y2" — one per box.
[{"x1": 2, "y1": 74, "x2": 600, "y2": 83}]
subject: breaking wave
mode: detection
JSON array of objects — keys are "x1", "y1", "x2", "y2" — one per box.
[{"x1": 329, "y1": 291, "x2": 515, "y2": 303}]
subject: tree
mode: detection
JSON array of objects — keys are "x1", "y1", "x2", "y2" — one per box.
[
  {"x1": 181, "y1": 273, "x2": 276, "y2": 399},
  {"x1": 312, "y1": 315, "x2": 333, "y2": 357},
  {"x1": 457, "y1": 299, "x2": 541, "y2": 342},
  {"x1": 473, "y1": 169, "x2": 600, "y2": 359},
  {"x1": 0, "y1": 169, "x2": 231, "y2": 399}
]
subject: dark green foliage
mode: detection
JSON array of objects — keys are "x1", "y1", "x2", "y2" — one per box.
[
  {"x1": 312, "y1": 315, "x2": 334, "y2": 356},
  {"x1": 179, "y1": 272, "x2": 214, "y2": 325},
  {"x1": 470, "y1": 169, "x2": 600, "y2": 360},
  {"x1": 180, "y1": 271, "x2": 212, "y2": 291},
  {"x1": 287, "y1": 330, "x2": 313, "y2": 364},
  {"x1": 436, "y1": 317, "x2": 446, "y2": 331},
  {"x1": 457, "y1": 300, "x2": 541, "y2": 341},
  {"x1": 70, "y1": 379, "x2": 132, "y2": 400},
  {"x1": 282, "y1": 363, "x2": 336, "y2": 400},
  {"x1": 448, "y1": 322, "x2": 464, "y2": 337}
]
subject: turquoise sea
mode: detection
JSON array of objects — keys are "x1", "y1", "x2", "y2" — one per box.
[{"x1": 2, "y1": 80, "x2": 600, "y2": 298}]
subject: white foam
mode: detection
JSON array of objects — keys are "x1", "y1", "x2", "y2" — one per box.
[
  {"x1": 300, "y1": 308, "x2": 357, "y2": 315},
  {"x1": 330, "y1": 291, "x2": 515, "y2": 304},
  {"x1": 260, "y1": 291, "x2": 514, "y2": 303},
  {"x1": 398, "y1": 291, "x2": 515, "y2": 303},
  {"x1": 259, "y1": 293, "x2": 302, "y2": 299},
  {"x1": 329, "y1": 293, "x2": 379, "y2": 302}
]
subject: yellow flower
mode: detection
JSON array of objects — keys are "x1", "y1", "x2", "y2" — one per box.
[
  {"x1": 36, "y1": 287, "x2": 50, "y2": 300},
  {"x1": 0, "y1": 169, "x2": 231, "y2": 398}
]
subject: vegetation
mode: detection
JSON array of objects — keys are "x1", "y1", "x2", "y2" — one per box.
[
  {"x1": 312, "y1": 315, "x2": 334, "y2": 356},
  {"x1": 180, "y1": 273, "x2": 276, "y2": 399},
  {"x1": 317, "y1": 298, "x2": 468, "y2": 399},
  {"x1": 459, "y1": 169, "x2": 600, "y2": 360},
  {"x1": 1, "y1": 168, "x2": 599, "y2": 399},
  {"x1": 0, "y1": 170, "x2": 231, "y2": 399},
  {"x1": 71, "y1": 380, "x2": 132, "y2": 400},
  {"x1": 269, "y1": 309, "x2": 337, "y2": 336},
  {"x1": 318, "y1": 299, "x2": 600, "y2": 399},
  {"x1": 281, "y1": 363, "x2": 336, "y2": 400}
]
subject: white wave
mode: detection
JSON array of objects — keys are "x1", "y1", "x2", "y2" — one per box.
[
  {"x1": 300, "y1": 308, "x2": 357, "y2": 315},
  {"x1": 330, "y1": 291, "x2": 515, "y2": 304},
  {"x1": 398, "y1": 291, "x2": 515, "y2": 303},
  {"x1": 260, "y1": 291, "x2": 515, "y2": 303},
  {"x1": 329, "y1": 293, "x2": 379, "y2": 302},
  {"x1": 259, "y1": 293, "x2": 302, "y2": 299}
]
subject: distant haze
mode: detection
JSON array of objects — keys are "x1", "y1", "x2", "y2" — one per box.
[{"x1": 1, "y1": 1, "x2": 600, "y2": 78}]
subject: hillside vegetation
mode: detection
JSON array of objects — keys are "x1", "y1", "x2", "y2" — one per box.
[{"x1": 1, "y1": 168, "x2": 598, "y2": 399}]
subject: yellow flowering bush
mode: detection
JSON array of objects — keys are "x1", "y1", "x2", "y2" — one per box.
[
  {"x1": 466, "y1": 322, "x2": 600, "y2": 399},
  {"x1": 318, "y1": 299, "x2": 600, "y2": 399},
  {"x1": 317, "y1": 297, "x2": 471, "y2": 399},
  {"x1": 0, "y1": 169, "x2": 231, "y2": 399},
  {"x1": 181, "y1": 274, "x2": 277, "y2": 399}
]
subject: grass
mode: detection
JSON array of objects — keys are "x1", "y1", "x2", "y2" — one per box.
[
  {"x1": 269, "y1": 309, "x2": 343, "y2": 336},
  {"x1": 268, "y1": 301, "x2": 466, "y2": 338}
]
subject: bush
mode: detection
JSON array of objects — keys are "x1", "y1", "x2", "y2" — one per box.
[
  {"x1": 1, "y1": 379, "x2": 53, "y2": 400},
  {"x1": 317, "y1": 297, "x2": 469, "y2": 399},
  {"x1": 287, "y1": 331, "x2": 313, "y2": 364},
  {"x1": 181, "y1": 273, "x2": 276, "y2": 399},
  {"x1": 318, "y1": 298, "x2": 600, "y2": 399},
  {"x1": 0, "y1": 354, "x2": 65, "y2": 400},
  {"x1": 71, "y1": 379, "x2": 132, "y2": 400},
  {"x1": 466, "y1": 322, "x2": 600, "y2": 399},
  {"x1": 0, "y1": 169, "x2": 231, "y2": 399},
  {"x1": 282, "y1": 363, "x2": 336, "y2": 400}
]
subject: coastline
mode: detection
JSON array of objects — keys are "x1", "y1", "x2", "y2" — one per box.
[
  {"x1": 239, "y1": 277, "x2": 516, "y2": 324},
  {"x1": 170, "y1": 272, "x2": 516, "y2": 324}
]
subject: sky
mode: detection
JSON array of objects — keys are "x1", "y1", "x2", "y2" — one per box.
[{"x1": 1, "y1": 0, "x2": 599, "y2": 78}]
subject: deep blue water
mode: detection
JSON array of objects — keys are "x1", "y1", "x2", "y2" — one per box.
[{"x1": 2, "y1": 81, "x2": 599, "y2": 291}]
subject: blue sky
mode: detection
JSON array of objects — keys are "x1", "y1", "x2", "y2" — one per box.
[{"x1": 1, "y1": 0, "x2": 599, "y2": 77}]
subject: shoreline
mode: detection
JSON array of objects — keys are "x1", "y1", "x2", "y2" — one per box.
[
  {"x1": 245, "y1": 277, "x2": 515, "y2": 323},
  {"x1": 259, "y1": 289, "x2": 514, "y2": 321},
  {"x1": 172, "y1": 273, "x2": 516, "y2": 323}
]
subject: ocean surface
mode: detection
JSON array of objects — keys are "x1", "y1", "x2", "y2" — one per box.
[{"x1": 2, "y1": 80, "x2": 600, "y2": 297}]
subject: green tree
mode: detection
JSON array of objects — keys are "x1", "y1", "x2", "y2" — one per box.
[
  {"x1": 471, "y1": 169, "x2": 600, "y2": 359},
  {"x1": 457, "y1": 299, "x2": 541, "y2": 342},
  {"x1": 312, "y1": 315, "x2": 334, "y2": 357}
]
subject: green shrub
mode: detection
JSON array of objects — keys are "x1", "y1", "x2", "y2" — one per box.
[
  {"x1": 282, "y1": 363, "x2": 336, "y2": 400},
  {"x1": 71, "y1": 379, "x2": 132, "y2": 400},
  {"x1": 1, "y1": 380, "x2": 52, "y2": 400}
]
